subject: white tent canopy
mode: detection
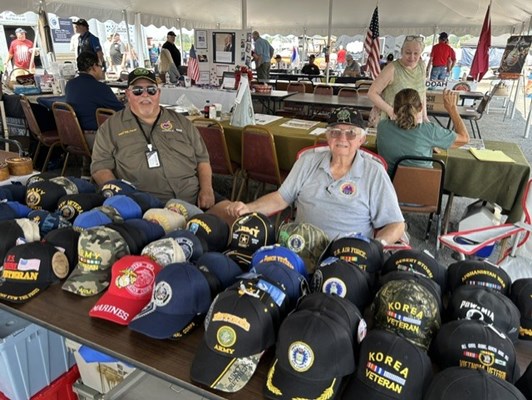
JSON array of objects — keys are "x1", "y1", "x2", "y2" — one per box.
[{"x1": 2, "y1": 0, "x2": 531, "y2": 36}]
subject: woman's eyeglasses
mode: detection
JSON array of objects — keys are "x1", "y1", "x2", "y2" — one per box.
[
  {"x1": 130, "y1": 86, "x2": 159, "y2": 96},
  {"x1": 326, "y1": 128, "x2": 363, "y2": 140},
  {"x1": 405, "y1": 35, "x2": 424, "y2": 43}
]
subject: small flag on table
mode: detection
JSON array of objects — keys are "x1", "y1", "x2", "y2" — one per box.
[
  {"x1": 364, "y1": 6, "x2": 381, "y2": 79},
  {"x1": 188, "y1": 44, "x2": 200, "y2": 83}
]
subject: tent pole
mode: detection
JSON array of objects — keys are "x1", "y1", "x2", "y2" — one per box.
[
  {"x1": 325, "y1": 0, "x2": 333, "y2": 83},
  {"x1": 122, "y1": 9, "x2": 134, "y2": 69},
  {"x1": 38, "y1": 0, "x2": 55, "y2": 69},
  {"x1": 178, "y1": 18, "x2": 184, "y2": 61},
  {"x1": 242, "y1": 0, "x2": 247, "y2": 30}
]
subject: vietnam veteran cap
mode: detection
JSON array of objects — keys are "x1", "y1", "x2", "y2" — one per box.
[
  {"x1": 195, "y1": 252, "x2": 242, "y2": 291},
  {"x1": 510, "y1": 278, "x2": 532, "y2": 341},
  {"x1": 128, "y1": 262, "x2": 211, "y2": 339},
  {"x1": 251, "y1": 244, "x2": 307, "y2": 278},
  {"x1": 263, "y1": 308, "x2": 355, "y2": 400},
  {"x1": 62, "y1": 226, "x2": 130, "y2": 296},
  {"x1": 373, "y1": 278, "x2": 441, "y2": 350},
  {"x1": 187, "y1": 213, "x2": 229, "y2": 252},
  {"x1": 0, "y1": 242, "x2": 69, "y2": 303},
  {"x1": 277, "y1": 222, "x2": 329, "y2": 274},
  {"x1": 165, "y1": 198, "x2": 203, "y2": 219},
  {"x1": 191, "y1": 288, "x2": 277, "y2": 392},
  {"x1": 57, "y1": 193, "x2": 105, "y2": 222},
  {"x1": 342, "y1": 329, "x2": 433, "y2": 400},
  {"x1": 227, "y1": 212, "x2": 275, "y2": 261},
  {"x1": 447, "y1": 259, "x2": 512, "y2": 295},
  {"x1": 140, "y1": 237, "x2": 186, "y2": 267},
  {"x1": 430, "y1": 319, "x2": 518, "y2": 382},
  {"x1": 25, "y1": 180, "x2": 67, "y2": 211},
  {"x1": 381, "y1": 249, "x2": 447, "y2": 292},
  {"x1": 424, "y1": 367, "x2": 526, "y2": 400},
  {"x1": 99, "y1": 179, "x2": 137, "y2": 198},
  {"x1": 89, "y1": 255, "x2": 162, "y2": 325},
  {"x1": 447, "y1": 285, "x2": 520, "y2": 342},
  {"x1": 311, "y1": 256, "x2": 372, "y2": 310}
]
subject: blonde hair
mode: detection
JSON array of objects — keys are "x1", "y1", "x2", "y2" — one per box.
[
  {"x1": 159, "y1": 48, "x2": 173, "y2": 73},
  {"x1": 394, "y1": 88, "x2": 423, "y2": 130}
]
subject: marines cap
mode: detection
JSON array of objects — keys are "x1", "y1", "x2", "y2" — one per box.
[
  {"x1": 342, "y1": 329, "x2": 433, "y2": 400},
  {"x1": 62, "y1": 226, "x2": 130, "y2": 296},
  {"x1": 140, "y1": 237, "x2": 186, "y2": 267},
  {"x1": 0, "y1": 242, "x2": 69, "y2": 303},
  {"x1": 186, "y1": 213, "x2": 229, "y2": 252},
  {"x1": 89, "y1": 255, "x2": 162, "y2": 325},
  {"x1": 251, "y1": 244, "x2": 308, "y2": 278},
  {"x1": 447, "y1": 260, "x2": 511, "y2": 295},
  {"x1": 430, "y1": 320, "x2": 518, "y2": 383},
  {"x1": 277, "y1": 222, "x2": 329, "y2": 274},
  {"x1": 510, "y1": 278, "x2": 532, "y2": 341}
]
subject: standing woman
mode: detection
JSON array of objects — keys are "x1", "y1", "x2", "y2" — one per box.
[
  {"x1": 368, "y1": 35, "x2": 427, "y2": 125},
  {"x1": 158, "y1": 48, "x2": 180, "y2": 84}
]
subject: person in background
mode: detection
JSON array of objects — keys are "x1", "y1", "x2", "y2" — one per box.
[
  {"x1": 272, "y1": 54, "x2": 287, "y2": 70},
  {"x1": 4, "y1": 28, "x2": 34, "y2": 72},
  {"x1": 102, "y1": 34, "x2": 113, "y2": 73},
  {"x1": 428, "y1": 32, "x2": 456, "y2": 81},
  {"x1": 158, "y1": 48, "x2": 180, "y2": 84},
  {"x1": 123, "y1": 43, "x2": 139, "y2": 70},
  {"x1": 149, "y1": 43, "x2": 160, "y2": 68},
  {"x1": 337, "y1": 45, "x2": 347, "y2": 69},
  {"x1": 162, "y1": 31, "x2": 181, "y2": 68},
  {"x1": 252, "y1": 30, "x2": 274, "y2": 80},
  {"x1": 342, "y1": 53, "x2": 361, "y2": 77},
  {"x1": 301, "y1": 54, "x2": 320, "y2": 75},
  {"x1": 377, "y1": 88, "x2": 469, "y2": 175},
  {"x1": 226, "y1": 107, "x2": 405, "y2": 244},
  {"x1": 109, "y1": 33, "x2": 126, "y2": 73},
  {"x1": 73, "y1": 19, "x2": 104, "y2": 67},
  {"x1": 368, "y1": 35, "x2": 427, "y2": 125}
]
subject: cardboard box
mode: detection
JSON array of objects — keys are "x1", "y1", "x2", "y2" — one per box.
[
  {"x1": 65, "y1": 338, "x2": 136, "y2": 394},
  {"x1": 425, "y1": 90, "x2": 458, "y2": 113}
]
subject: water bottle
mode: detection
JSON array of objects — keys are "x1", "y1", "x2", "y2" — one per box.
[
  {"x1": 492, "y1": 204, "x2": 502, "y2": 226},
  {"x1": 204, "y1": 100, "x2": 211, "y2": 118},
  {"x1": 165, "y1": 72, "x2": 170, "y2": 84}
]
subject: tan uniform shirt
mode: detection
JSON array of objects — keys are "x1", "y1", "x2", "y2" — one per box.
[{"x1": 91, "y1": 107, "x2": 209, "y2": 203}]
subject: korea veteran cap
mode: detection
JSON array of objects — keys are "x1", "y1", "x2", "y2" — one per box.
[
  {"x1": 62, "y1": 226, "x2": 130, "y2": 296},
  {"x1": 430, "y1": 319, "x2": 518, "y2": 383},
  {"x1": 510, "y1": 278, "x2": 532, "y2": 341},
  {"x1": 191, "y1": 288, "x2": 278, "y2": 392},
  {"x1": 447, "y1": 259, "x2": 511, "y2": 295},
  {"x1": 263, "y1": 308, "x2": 355, "y2": 400},
  {"x1": 424, "y1": 367, "x2": 526, "y2": 400},
  {"x1": 342, "y1": 329, "x2": 433, "y2": 400},
  {"x1": 89, "y1": 255, "x2": 161, "y2": 325},
  {"x1": 0, "y1": 242, "x2": 69, "y2": 303}
]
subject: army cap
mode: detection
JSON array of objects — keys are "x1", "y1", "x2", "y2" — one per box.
[{"x1": 62, "y1": 226, "x2": 130, "y2": 297}]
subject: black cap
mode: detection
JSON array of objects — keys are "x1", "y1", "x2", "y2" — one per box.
[
  {"x1": 227, "y1": 212, "x2": 275, "y2": 260},
  {"x1": 167, "y1": 31, "x2": 176, "y2": 37},
  {"x1": 328, "y1": 107, "x2": 366, "y2": 128},
  {"x1": 510, "y1": 278, "x2": 532, "y2": 341},
  {"x1": 127, "y1": 68, "x2": 158, "y2": 86},
  {"x1": 186, "y1": 213, "x2": 229, "y2": 252},
  {"x1": 515, "y1": 361, "x2": 532, "y2": 399},
  {"x1": 439, "y1": 32, "x2": 448, "y2": 40},
  {"x1": 73, "y1": 18, "x2": 89, "y2": 27},
  {"x1": 447, "y1": 260, "x2": 512, "y2": 295}
]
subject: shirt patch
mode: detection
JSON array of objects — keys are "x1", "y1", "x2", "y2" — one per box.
[
  {"x1": 160, "y1": 120, "x2": 173, "y2": 131},
  {"x1": 340, "y1": 182, "x2": 357, "y2": 196}
]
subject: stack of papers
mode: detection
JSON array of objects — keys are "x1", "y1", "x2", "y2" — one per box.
[
  {"x1": 469, "y1": 148, "x2": 515, "y2": 163},
  {"x1": 459, "y1": 139, "x2": 485, "y2": 150},
  {"x1": 280, "y1": 119, "x2": 320, "y2": 130}
]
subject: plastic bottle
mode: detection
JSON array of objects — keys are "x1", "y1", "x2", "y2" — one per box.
[
  {"x1": 209, "y1": 104, "x2": 216, "y2": 119},
  {"x1": 492, "y1": 204, "x2": 502, "y2": 226},
  {"x1": 165, "y1": 72, "x2": 170, "y2": 84},
  {"x1": 203, "y1": 100, "x2": 211, "y2": 118}
]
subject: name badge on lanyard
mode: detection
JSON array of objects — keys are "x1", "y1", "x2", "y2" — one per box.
[{"x1": 145, "y1": 144, "x2": 161, "y2": 169}]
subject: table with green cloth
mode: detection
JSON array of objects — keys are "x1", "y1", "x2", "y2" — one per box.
[{"x1": 221, "y1": 116, "x2": 530, "y2": 222}]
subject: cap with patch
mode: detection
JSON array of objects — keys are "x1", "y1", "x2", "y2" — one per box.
[
  {"x1": 43, "y1": 227, "x2": 80, "y2": 273},
  {"x1": 89, "y1": 255, "x2": 162, "y2": 325},
  {"x1": 191, "y1": 288, "x2": 278, "y2": 392},
  {"x1": 126, "y1": 191, "x2": 163, "y2": 214},
  {"x1": 328, "y1": 107, "x2": 366, "y2": 128},
  {"x1": 510, "y1": 278, "x2": 532, "y2": 341},
  {"x1": 228, "y1": 212, "x2": 275, "y2": 265},
  {"x1": 99, "y1": 179, "x2": 136, "y2": 198},
  {"x1": 447, "y1": 285, "x2": 520, "y2": 342},
  {"x1": 342, "y1": 329, "x2": 433, "y2": 400},
  {"x1": 195, "y1": 252, "x2": 242, "y2": 291},
  {"x1": 447, "y1": 260, "x2": 511, "y2": 295},
  {"x1": 73, "y1": 18, "x2": 88, "y2": 27},
  {"x1": 165, "y1": 198, "x2": 203, "y2": 219},
  {"x1": 28, "y1": 210, "x2": 72, "y2": 236},
  {"x1": 186, "y1": 213, "x2": 229, "y2": 252},
  {"x1": 140, "y1": 237, "x2": 186, "y2": 267},
  {"x1": 277, "y1": 222, "x2": 329, "y2": 274},
  {"x1": 263, "y1": 308, "x2": 355, "y2": 400},
  {"x1": 251, "y1": 244, "x2": 308, "y2": 278},
  {"x1": 515, "y1": 361, "x2": 532, "y2": 400},
  {"x1": 25, "y1": 180, "x2": 67, "y2": 211},
  {"x1": 143, "y1": 208, "x2": 186, "y2": 233},
  {"x1": 311, "y1": 256, "x2": 372, "y2": 311},
  {"x1": 382, "y1": 249, "x2": 447, "y2": 292},
  {"x1": 62, "y1": 226, "x2": 130, "y2": 296},
  {"x1": 164, "y1": 229, "x2": 205, "y2": 262},
  {"x1": 128, "y1": 262, "x2": 211, "y2": 339},
  {"x1": 0, "y1": 242, "x2": 69, "y2": 303},
  {"x1": 425, "y1": 367, "x2": 526, "y2": 400},
  {"x1": 57, "y1": 193, "x2": 105, "y2": 222},
  {"x1": 104, "y1": 195, "x2": 142, "y2": 220},
  {"x1": 373, "y1": 278, "x2": 441, "y2": 350},
  {"x1": 128, "y1": 68, "x2": 157, "y2": 86},
  {"x1": 431, "y1": 319, "x2": 518, "y2": 383}
]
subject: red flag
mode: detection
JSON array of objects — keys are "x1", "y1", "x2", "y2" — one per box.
[
  {"x1": 364, "y1": 6, "x2": 381, "y2": 79},
  {"x1": 470, "y1": 4, "x2": 491, "y2": 81},
  {"x1": 187, "y1": 44, "x2": 200, "y2": 83}
]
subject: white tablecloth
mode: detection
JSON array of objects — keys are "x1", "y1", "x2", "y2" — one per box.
[{"x1": 159, "y1": 87, "x2": 237, "y2": 112}]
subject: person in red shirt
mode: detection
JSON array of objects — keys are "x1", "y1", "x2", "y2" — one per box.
[
  {"x1": 428, "y1": 32, "x2": 456, "y2": 80},
  {"x1": 337, "y1": 45, "x2": 347, "y2": 68},
  {"x1": 4, "y1": 28, "x2": 34, "y2": 71}
]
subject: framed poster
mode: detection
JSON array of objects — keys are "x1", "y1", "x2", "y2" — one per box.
[
  {"x1": 213, "y1": 32, "x2": 235, "y2": 64},
  {"x1": 196, "y1": 30, "x2": 207, "y2": 49},
  {"x1": 499, "y1": 35, "x2": 532, "y2": 79}
]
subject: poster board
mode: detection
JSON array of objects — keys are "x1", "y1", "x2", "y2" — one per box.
[{"x1": 499, "y1": 35, "x2": 532, "y2": 79}]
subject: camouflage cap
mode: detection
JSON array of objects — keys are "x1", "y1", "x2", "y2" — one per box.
[
  {"x1": 50, "y1": 176, "x2": 79, "y2": 195},
  {"x1": 373, "y1": 279, "x2": 441, "y2": 350},
  {"x1": 62, "y1": 226, "x2": 130, "y2": 296}
]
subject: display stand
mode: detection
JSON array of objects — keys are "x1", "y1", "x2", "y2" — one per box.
[{"x1": 503, "y1": 74, "x2": 526, "y2": 120}]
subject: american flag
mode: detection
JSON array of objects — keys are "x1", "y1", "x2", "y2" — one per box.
[
  {"x1": 364, "y1": 6, "x2": 381, "y2": 79},
  {"x1": 187, "y1": 44, "x2": 200, "y2": 83}
]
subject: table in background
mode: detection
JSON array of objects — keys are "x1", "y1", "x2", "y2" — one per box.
[
  {"x1": 251, "y1": 90, "x2": 294, "y2": 114},
  {"x1": 160, "y1": 87, "x2": 236, "y2": 112}
]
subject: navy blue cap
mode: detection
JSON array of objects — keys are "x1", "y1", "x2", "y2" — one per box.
[
  {"x1": 99, "y1": 179, "x2": 137, "y2": 198},
  {"x1": 67, "y1": 177, "x2": 97, "y2": 193},
  {"x1": 104, "y1": 195, "x2": 143, "y2": 220},
  {"x1": 195, "y1": 252, "x2": 242, "y2": 290},
  {"x1": 251, "y1": 244, "x2": 308, "y2": 279},
  {"x1": 124, "y1": 218, "x2": 165, "y2": 244},
  {"x1": 164, "y1": 229, "x2": 205, "y2": 261},
  {"x1": 0, "y1": 183, "x2": 26, "y2": 202},
  {"x1": 126, "y1": 191, "x2": 163, "y2": 213}
]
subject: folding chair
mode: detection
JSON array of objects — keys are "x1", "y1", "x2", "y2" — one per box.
[
  {"x1": 391, "y1": 156, "x2": 446, "y2": 250},
  {"x1": 52, "y1": 102, "x2": 92, "y2": 176},
  {"x1": 19, "y1": 96, "x2": 62, "y2": 172},
  {"x1": 276, "y1": 82, "x2": 306, "y2": 118},
  {"x1": 338, "y1": 88, "x2": 359, "y2": 97},
  {"x1": 95, "y1": 108, "x2": 116, "y2": 128},
  {"x1": 310, "y1": 85, "x2": 334, "y2": 121},
  {"x1": 192, "y1": 118, "x2": 241, "y2": 201}
]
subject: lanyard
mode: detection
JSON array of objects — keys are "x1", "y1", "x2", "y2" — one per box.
[{"x1": 133, "y1": 109, "x2": 162, "y2": 149}]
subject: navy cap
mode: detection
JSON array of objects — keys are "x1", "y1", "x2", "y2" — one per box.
[
  {"x1": 25, "y1": 180, "x2": 67, "y2": 211},
  {"x1": 99, "y1": 179, "x2": 137, "y2": 198}
]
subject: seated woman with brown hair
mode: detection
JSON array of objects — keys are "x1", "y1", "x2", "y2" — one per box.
[{"x1": 377, "y1": 88, "x2": 469, "y2": 175}]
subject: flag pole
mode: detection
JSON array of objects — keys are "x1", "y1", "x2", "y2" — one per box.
[{"x1": 325, "y1": 0, "x2": 333, "y2": 83}]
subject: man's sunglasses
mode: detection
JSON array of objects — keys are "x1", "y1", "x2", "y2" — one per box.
[{"x1": 130, "y1": 86, "x2": 159, "y2": 96}]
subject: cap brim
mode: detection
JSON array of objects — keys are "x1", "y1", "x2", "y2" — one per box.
[
  {"x1": 128, "y1": 302, "x2": 198, "y2": 339},
  {"x1": 0, "y1": 281, "x2": 48, "y2": 303},
  {"x1": 89, "y1": 292, "x2": 150, "y2": 325},
  {"x1": 62, "y1": 267, "x2": 111, "y2": 296},
  {"x1": 191, "y1": 338, "x2": 262, "y2": 393},
  {"x1": 264, "y1": 358, "x2": 343, "y2": 399},
  {"x1": 342, "y1": 374, "x2": 395, "y2": 400}
]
